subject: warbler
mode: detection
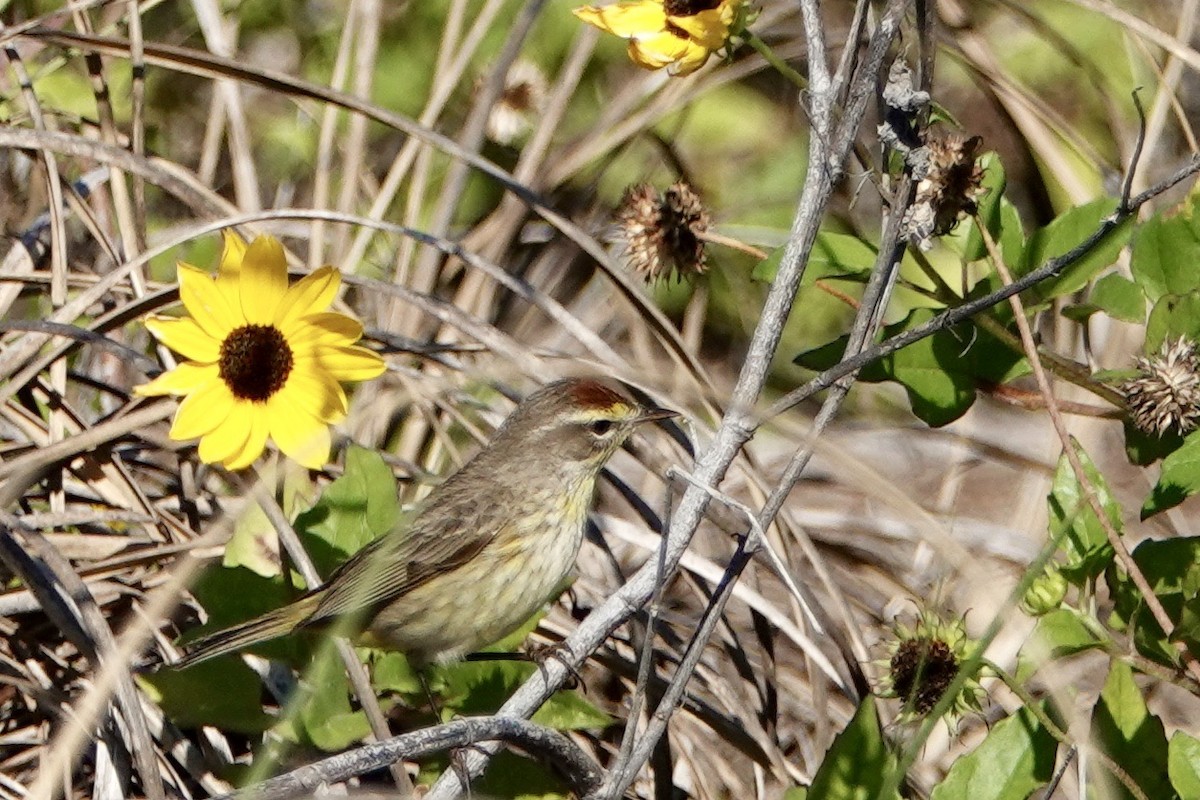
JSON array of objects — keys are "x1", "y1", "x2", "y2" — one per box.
[{"x1": 174, "y1": 378, "x2": 676, "y2": 669}]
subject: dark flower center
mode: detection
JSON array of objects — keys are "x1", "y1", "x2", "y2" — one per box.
[
  {"x1": 219, "y1": 324, "x2": 294, "y2": 402},
  {"x1": 665, "y1": 0, "x2": 722, "y2": 16},
  {"x1": 890, "y1": 637, "x2": 958, "y2": 715}
]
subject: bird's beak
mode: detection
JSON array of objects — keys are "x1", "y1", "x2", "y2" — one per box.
[{"x1": 635, "y1": 406, "x2": 679, "y2": 424}]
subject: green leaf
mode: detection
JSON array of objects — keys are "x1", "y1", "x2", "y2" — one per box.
[
  {"x1": 1074, "y1": 273, "x2": 1146, "y2": 323},
  {"x1": 438, "y1": 659, "x2": 531, "y2": 718},
  {"x1": 473, "y1": 750, "x2": 567, "y2": 800},
  {"x1": 139, "y1": 660, "x2": 273, "y2": 733},
  {"x1": 1142, "y1": 431, "x2": 1200, "y2": 519},
  {"x1": 806, "y1": 696, "x2": 900, "y2": 800},
  {"x1": 187, "y1": 565, "x2": 309, "y2": 664},
  {"x1": 783, "y1": 789, "x2": 809, "y2": 800},
  {"x1": 294, "y1": 445, "x2": 399, "y2": 576},
  {"x1": 1030, "y1": 608, "x2": 1104, "y2": 657},
  {"x1": 1108, "y1": 537, "x2": 1200, "y2": 669},
  {"x1": 961, "y1": 153, "x2": 1025, "y2": 265},
  {"x1": 1017, "y1": 198, "x2": 1130, "y2": 304},
  {"x1": 295, "y1": 646, "x2": 372, "y2": 750},
  {"x1": 1131, "y1": 199, "x2": 1200, "y2": 302},
  {"x1": 1169, "y1": 731, "x2": 1200, "y2": 800},
  {"x1": 1124, "y1": 419, "x2": 1186, "y2": 467},
  {"x1": 752, "y1": 231, "x2": 878, "y2": 284},
  {"x1": 370, "y1": 651, "x2": 422, "y2": 695},
  {"x1": 532, "y1": 690, "x2": 613, "y2": 731},
  {"x1": 795, "y1": 309, "x2": 1024, "y2": 427},
  {"x1": 930, "y1": 705, "x2": 1057, "y2": 800},
  {"x1": 1145, "y1": 292, "x2": 1200, "y2": 354},
  {"x1": 1091, "y1": 659, "x2": 1173, "y2": 800},
  {"x1": 223, "y1": 500, "x2": 281, "y2": 578},
  {"x1": 223, "y1": 469, "x2": 319, "y2": 577},
  {"x1": 1047, "y1": 438, "x2": 1119, "y2": 582}
]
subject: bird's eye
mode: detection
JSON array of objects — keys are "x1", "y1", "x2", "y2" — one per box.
[{"x1": 588, "y1": 419, "x2": 614, "y2": 436}]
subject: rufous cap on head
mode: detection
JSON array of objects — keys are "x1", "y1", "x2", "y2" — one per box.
[{"x1": 565, "y1": 378, "x2": 629, "y2": 411}]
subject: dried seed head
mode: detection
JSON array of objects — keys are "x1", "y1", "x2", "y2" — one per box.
[
  {"x1": 903, "y1": 133, "x2": 986, "y2": 250},
  {"x1": 890, "y1": 636, "x2": 959, "y2": 715},
  {"x1": 1123, "y1": 337, "x2": 1200, "y2": 437},
  {"x1": 615, "y1": 181, "x2": 710, "y2": 281},
  {"x1": 876, "y1": 611, "x2": 984, "y2": 726},
  {"x1": 485, "y1": 60, "x2": 547, "y2": 145}
]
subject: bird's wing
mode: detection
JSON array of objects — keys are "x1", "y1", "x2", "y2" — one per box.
[{"x1": 304, "y1": 493, "x2": 498, "y2": 624}]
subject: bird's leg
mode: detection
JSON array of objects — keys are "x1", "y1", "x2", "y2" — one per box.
[
  {"x1": 418, "y1": 669, "x2": 477, "y2": 791},
  {"x1": 524, "y1": 639, "x2": 583, "y2": 692}
]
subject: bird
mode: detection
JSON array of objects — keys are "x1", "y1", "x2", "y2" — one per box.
[{"x1": 172, "y1": 378, "x2": 676, "y2": 669}]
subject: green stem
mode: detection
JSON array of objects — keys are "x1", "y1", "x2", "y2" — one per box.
[{"x1": 745, "y1": 32, "x2": 806, "y2": 91}]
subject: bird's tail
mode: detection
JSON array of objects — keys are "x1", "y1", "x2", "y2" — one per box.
[{"x1": 173, "y1": 593, "x2": 321, "y2": 670}]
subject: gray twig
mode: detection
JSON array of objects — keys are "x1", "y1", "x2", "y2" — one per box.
[{"x1": 218, "y1": 717, "x2": 602, "y2": 800}]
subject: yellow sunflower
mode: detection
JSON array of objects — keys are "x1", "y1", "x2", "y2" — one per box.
[
  {"x1": 136, "y1": 232, "x2": 386, "y2": 471},
  {"x1": 574, "y1": 0, "x2": 742, "y2": 76}
]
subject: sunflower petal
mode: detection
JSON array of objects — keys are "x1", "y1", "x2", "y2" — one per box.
[
  {"x1": 269, "y1": 407, "x2": 332, "y2": 469},
  {"x1": 628, "y1": 35, "x2": 691, "y2": 69},
  {"x1": 238, "y1": 235, "x2": 289, "y2": 324},
  {"x1": 285, "y1": 311, "x2": 364, "y2": 351},
  {"x1": 170, "y1": 378, "x2": 236, "y2": 440},
  {"x1": 663, "y1": 40, "x2": 713, "y2": 75},
  {"x1": 197, "y1": 404, "x2": 255, "y2": 466},
  {"x1": 145, "y1": 316, "x2": 221, "y2": 363},
  {"x1": 668, "y1": 8, "x2": 730, "y2": 48},
  {"x1": 312, "y1": 344, "x2": 387, "y2": 381},
  {"x1": 215, "y1": 230, "x2": 249, "y2": 308},
  {"x1": 179, "y1": 263, "x2": 242, "y2": 337},
  {"x1": 277, "y1": 365, "x2": 348, "y2": 423},
  {"x1": 224, "y1": 406, "x2": 271, "y2": 470},
  {"x1": 135, "y1": 362, "x2": 220, "y2": 397},
  {"x1": 574, "y1": 2, "x2": 668, "y2": 38},
  {"x1": 275, "y1": 267, "x2": 340, "y2": 330}
]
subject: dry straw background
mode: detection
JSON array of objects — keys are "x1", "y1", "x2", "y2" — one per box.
[{"x1": 0, "y1": 0, "x2": 1198, "y2": 798}]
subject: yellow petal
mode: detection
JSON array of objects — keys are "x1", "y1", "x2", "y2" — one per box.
[
  {"x1": 628, "y1": 33, "x2": 696, "y2": 69},
  {"x1": 215, "y1": 231, "x2": 248, "y2": 309},
  {"x1": 169, "y1": 378, "x2": 236, "y2": 440},
  {"x1": 664, "y1": 40, "x2": 713, "y2": 75},
  {"x1": 223, "y1": 406, "x2": 271, "y2": 471},
  {"x1": 276, "y1": 366, "x2": 348, "y2": 423},
  {"x1": 179, "y1": 263, "x2": 242, "y2": 338},
  {"x1": 220, "y1": 230, "x2": 248, "y2": 272},
  {"x1": 269, "y1": 406, "x2": 332, "y2": 469},
  {"x1": 669, "y1": 7, "x2": 729, "y2": 49},
  {"x1": 197, "y1": 404, "x2": 255, "y2": 466},
  {"x1": 285, "y1": 311, "x2": 364, "y2": 350},
  {"x1": 311, "y1": 344, "x2": 387, "y2": 381},
  {"x1": 135, "y1": 362, "x2": 220, "y2": 397},
  {"x1": 144, "y1": 316, "x2": 221, "y2": 363},
  {"x1": 574, "y1": 2, "x2": 667, "y2": 38},
  {"x1": 238, "y1": 235, "x2": 289, "y2": 325},
  {"x1": 275, "y1": 267, "x2": 341, "y2": 331}
]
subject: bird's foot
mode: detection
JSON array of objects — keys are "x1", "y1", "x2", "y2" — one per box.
[{"x1": 525, "y1": 640, "x2": 583, "y2": 691}]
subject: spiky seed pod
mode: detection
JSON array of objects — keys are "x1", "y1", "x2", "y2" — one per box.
[
  {"x1": 1123, "y1": 337, "x2": 1200, "y2": 437},
  {"x1": 615, "y1": 181, "x2": 711, "y2": 281}
]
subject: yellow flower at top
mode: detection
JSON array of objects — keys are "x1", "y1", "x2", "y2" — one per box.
[
  {"x1": 574, "y1": 0, "x2": 742, "y2": 76},
  {"x1": 136, "y1": 232, "x2": 386, "y2": 471}
]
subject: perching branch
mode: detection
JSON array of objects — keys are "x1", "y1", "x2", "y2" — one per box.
[{"x1": 218, "y1": 716, "x2": 603, "y2": 800}]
